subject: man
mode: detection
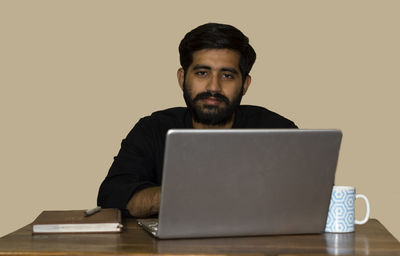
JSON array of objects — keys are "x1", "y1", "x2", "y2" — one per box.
[{"x1": 97, "y1": 23, "x2": 297, "y2": 217}]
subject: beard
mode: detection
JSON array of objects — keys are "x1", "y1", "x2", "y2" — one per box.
[{"x1": 183, "y1": 81, "x2": 244, "y2": 126}]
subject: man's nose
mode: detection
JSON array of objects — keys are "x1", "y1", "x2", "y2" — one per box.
[{"x1": 206, "y1": 73, "x2": 222, "y2": 92}]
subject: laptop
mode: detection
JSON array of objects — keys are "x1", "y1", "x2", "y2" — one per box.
[{"x1": 138, "y1": 129, "x2": 342, "y2": 239}]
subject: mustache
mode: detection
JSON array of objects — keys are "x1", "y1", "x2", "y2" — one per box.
[{"x1": 193, "y1": 92, "x2": 230, "y2": 104}]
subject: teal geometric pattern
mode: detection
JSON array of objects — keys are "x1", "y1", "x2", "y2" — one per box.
[{"x1": 325, "y1": 189, "x2": 355, "y2": 232}]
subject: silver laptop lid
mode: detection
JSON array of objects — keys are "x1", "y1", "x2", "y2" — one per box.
[{"x1": 157, "y1": 129, "x2": 342, "y2": 239}]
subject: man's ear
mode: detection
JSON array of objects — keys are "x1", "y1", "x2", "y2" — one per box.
[
  {"x1": 242, "y1": 75, "x2": 252, "y2": 96},
  {"x1": 177, "y1": 68, "x2": 185, "y2": 90}
]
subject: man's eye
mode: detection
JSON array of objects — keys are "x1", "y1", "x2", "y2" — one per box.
[
  {"x1": 222, "y1": 73, "x2": 234, "y2": 79},
  {"x1": 196, "y1": 71, "x2": 207, "y2": 76}
]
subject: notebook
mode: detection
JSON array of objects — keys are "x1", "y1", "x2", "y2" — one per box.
[
  {"x1": 32, "y1": 208, "x2": 123, "y2": 234},
  {"x1": 138, "y1": 129, "x2": 342, "y2": 239}
]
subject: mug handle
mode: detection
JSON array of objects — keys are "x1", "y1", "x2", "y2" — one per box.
[{"x1": 355, "y1": 194, "x2": 370, "y2": 225}]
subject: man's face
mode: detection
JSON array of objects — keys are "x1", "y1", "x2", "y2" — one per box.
[{"x1": 178, "y1": 49, "x2": 251, "y2": 126}]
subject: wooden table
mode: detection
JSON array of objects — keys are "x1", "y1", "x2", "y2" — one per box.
[{"x1": 0, "y1": 218, "x2": 399, "y2": 256}]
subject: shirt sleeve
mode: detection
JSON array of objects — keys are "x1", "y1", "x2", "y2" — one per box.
[{"x1": 97, "y1": 118, "x2": 158, "y2": 211}]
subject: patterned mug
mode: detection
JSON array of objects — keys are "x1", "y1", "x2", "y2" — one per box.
[{"x1": 325, "y1": 186, "x2": 370, "y2": 233}]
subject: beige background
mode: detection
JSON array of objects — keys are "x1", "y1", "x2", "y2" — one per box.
[{"x1": 0, "y1": 0, "x2": 399, "y2": 240}]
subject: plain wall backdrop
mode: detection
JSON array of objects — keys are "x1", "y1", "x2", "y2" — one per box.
[{"x1": 1, "y1": 0, "x2": 399, "y2": 240}]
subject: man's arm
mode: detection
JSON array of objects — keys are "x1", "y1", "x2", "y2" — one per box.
[
  {"x1": 126, "y1": 186, "x2": 161, "y2": 217},
  {"x1": 97, "y1": 117, "x2": 161, "y2": 216}
]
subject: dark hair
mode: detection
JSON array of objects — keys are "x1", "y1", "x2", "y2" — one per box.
[{"x1": 179, "y1": 23, "x2": 256, "y2": 81}]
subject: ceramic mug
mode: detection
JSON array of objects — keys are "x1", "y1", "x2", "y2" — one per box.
[{"x1": 325, "y1": 186, "x2": 370, "y2": 233}]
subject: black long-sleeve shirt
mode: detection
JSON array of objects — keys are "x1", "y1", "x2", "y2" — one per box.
[{"x1": 97, "y1": 106, "x2": 297, "y2": 213}]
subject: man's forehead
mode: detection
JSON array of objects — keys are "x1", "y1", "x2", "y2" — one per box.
[{"x1": 190, "y1": 48, "x2": 240, "y2": 70}]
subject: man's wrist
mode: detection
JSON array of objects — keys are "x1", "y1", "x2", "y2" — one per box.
[{"x1": 126, "y1": 186, "x2": 161, "y2": 217}]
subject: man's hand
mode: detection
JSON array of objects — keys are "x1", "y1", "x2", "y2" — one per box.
[{"x1": 126, "y1": 186, "x2": 161, "y2": 217}]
